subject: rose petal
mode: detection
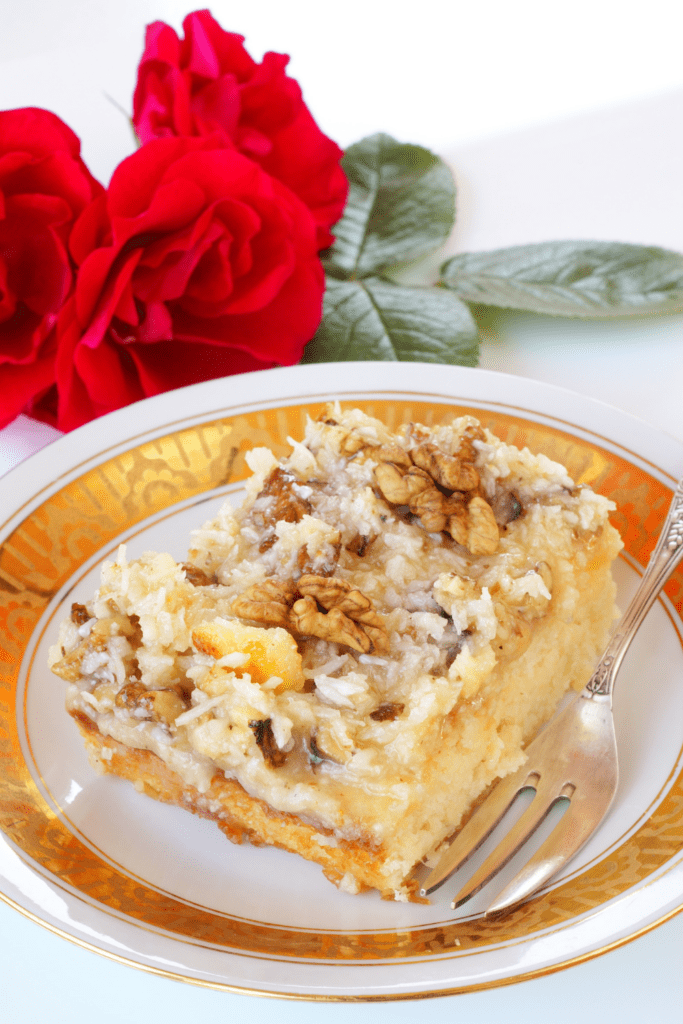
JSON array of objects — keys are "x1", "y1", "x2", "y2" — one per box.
[
  {"x1": 0, "y1": 108, "x2": 102, "y2": 423},
  {"x1": 0, "y1": 348, "x2": 57, "y2": 429},
  {"x1": 0, "y1": 207, "x2": 71, "y2": 318},
  {"x1": 181, "y1": 11, "x2": 254, "y2": 81},
  {"x1": 76, "y1": 247, "x2": 143, "y2": 345},
  {"x1": 130, "y1": 12, "x2": 346, "y2": 248},
  {"x1": 135, "y1": 215, "x2": 226, "y2": 303},
  {"x1": 55, "y1": 134, "x2": 326, "y2": 430},
  {"x1": 127, "y1": 337, "x2": 276, "y2": 397},
  {"x1": 171, "y1": 246, "x2": 324, "y2": 364}
]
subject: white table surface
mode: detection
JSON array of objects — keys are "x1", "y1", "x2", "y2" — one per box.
[{"x1": 2, "y1": 3, "x2": 683, "y2": 1020}]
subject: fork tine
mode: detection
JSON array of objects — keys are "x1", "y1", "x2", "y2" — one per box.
[
  {"x1": 484, "y1": 782, "x2": 618, "y2": 916},
  {"x1": 419, "y1": 766, "x2": 539, "y2": 897},
  {"x1": 449, "y1": 775, "x2": 564, "y2": 908}
]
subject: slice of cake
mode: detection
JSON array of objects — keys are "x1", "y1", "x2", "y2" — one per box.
[{"x1": 49, "y1": 405, "x2": 622, "y2": 900}]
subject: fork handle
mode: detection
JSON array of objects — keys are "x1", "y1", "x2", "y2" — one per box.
[{"x1": 585, "y1": 477, "x2": 683, "y2": 700}]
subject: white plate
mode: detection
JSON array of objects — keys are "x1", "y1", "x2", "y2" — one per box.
[{"x1": 1, "y1": 361, "x2": 683, "y2": 1000}]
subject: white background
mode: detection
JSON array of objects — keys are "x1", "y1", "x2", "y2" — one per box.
[{"x1": 2, "y1": 1, "x2": 683, "y2": 1020}]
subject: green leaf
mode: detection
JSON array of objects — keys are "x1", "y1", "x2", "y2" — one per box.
[
  {"x1": 323, "y1": 134, "x2": 456, "y2": 281},
  {"x1": 441, "y1": 241, "x2": 683, "y2": 317},
  {"x1": 301, "y1": 277, "x2": 478, "y2": 365}
]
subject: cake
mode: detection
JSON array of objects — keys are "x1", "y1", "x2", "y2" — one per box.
[{"x1": 49, "y1": 405, "x2": 622, "y2": 900}]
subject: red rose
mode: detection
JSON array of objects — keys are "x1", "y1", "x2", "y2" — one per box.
[
  {"x1": 54, "y1": 135, "x2": 324, "y2": 432},
  {"x1": 132, "y1": 9, "x2": 347, "y2": 249},
  {"x1": 0, "y1": 108, "x2": 103, "y2": 429}
]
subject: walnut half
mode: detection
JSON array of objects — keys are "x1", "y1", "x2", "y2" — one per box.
[
  {"x1": 297, "y1": 574, "x2": 389, "y2": 654},
  {"x1": 231, "y1": 573, "x2": 389, "y2": 655},
  {"x1": 373, "y1": 434, "x2": 499, "y2": 556},
  {"x1": 291, "y1": 596, "x2": 372, "y2": 654},
  {"x1": 114, "y1": 681, "x2": 189, "y2": 725},
  {"x1": 231, "y1": 579, "x2": 297, "y2": 629}
]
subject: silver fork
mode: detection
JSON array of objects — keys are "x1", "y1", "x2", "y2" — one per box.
[{"x1": 420, "y1": 476, "x2": 683, "y2": 915}]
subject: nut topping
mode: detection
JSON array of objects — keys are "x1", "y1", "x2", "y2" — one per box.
[
  {"x1": 373, "y1": 462, "x2": 411, "y2": 505},
  {"x1": 291, "y1": 595, "x2": 372, "y2": 653},
  {"x1": 181, "y1": 563, "x2": 216, "y2": 587},
  {"x1": 115, "y1": 682, "x2": 189, "y2": 724},
  {"x1": 369, "y1": 702, "x2": 405, "y2": 722},
  {"x1": 375, "y1": 444, "x2": 413, "y2": 468},
  {"x1": 316, "y1": 405, "x2": 372, "y2": 457},
  {"x1": 464, "y1": 495, "x2": 500, "y2": 556},
  {"x1": 296, "y1": 536, "x2": 341, "y2": 578},
  {"x1": 115, "y1": 681, "x2": 147, "y2": 709},
  {"x1": 410, "y1": 485, "x2": 464, "y2": 534},
  {"x1": 373, "y1": 437, "x2": 499, "y2": 555},
  {"x1": 232, "y1": 574, "x2": 389, "y2": 654},
  {"x1": 70, "y1": 602, "x2": 91, "y2": 626},
  {"x1": 231, "y1": 579, "x2": 297, "y2": 629},
  {"x1": 50, "y1": 619, "x2": 112, "y2": 682},
  {"x1": 490, "y1": 489, "x2": 523, "y2": 527},
  {"x1": 339, "y1": 433, "x2": 368, "y2": 456},
  {"x1": 345, "y1": 533, "x2": 375, "y2": 557},
  {"x1": 139, "y1": 688, "x2": 188, "y2": 725},
  {"x1": 255, "y1": 467, "x2": 312, "y2": 528},
  {"x1": 411, "y1": 441, "x2": 479, "y2": 492},
  {"x1": 297, "y1": 574, "x2": 389, "y2": 653},
  {"x1": 249, "y1": 718, "x2": 287, "y2": 768}
]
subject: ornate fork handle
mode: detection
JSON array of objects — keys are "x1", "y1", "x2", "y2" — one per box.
[{"x1": 586, "y1": 477, "x2": 683, "y2": 700}]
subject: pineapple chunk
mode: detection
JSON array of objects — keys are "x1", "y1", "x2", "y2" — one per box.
[{"x1": 192, "y1": 619, "x2": 305, "y2": 694}]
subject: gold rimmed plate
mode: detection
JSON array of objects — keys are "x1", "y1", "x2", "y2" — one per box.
[{"x1": 2, "y1": 362, "x2": 683, "y2": 1000}]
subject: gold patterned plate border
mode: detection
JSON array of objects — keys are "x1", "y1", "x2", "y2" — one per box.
[{"x1": 1, "y1": 366, "x2": 683, "y2": 996}]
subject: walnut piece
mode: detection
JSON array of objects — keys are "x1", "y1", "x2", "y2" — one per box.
[
  {"x1": 345, "y1": 533, "x2": 375, "y2": 557},
  {"x1": 296, "y1": 536, "x2": 341, "y2": 578},
  {"x1": 250, "y1": 465, "x2": 342, "y2": 576},
  {"x1": 181, "y1": 563, "x2": 216, "y2": 587},
  {"x1": 490, "y1": 489, "x2": 523, "y2": 527},
  {"x1": 231, "y1": 579, "x2": 297, "y2": 629},
  {"x1": 139, "y1": 688, "x2": 188, "y2": 725},
  {"x1": 373, "y1": 462, "x2": 411, "y2": 505},
  {"x1": 464, "y1": 495, "x2": 499, "y2": 556},
  {"x1": 369, "y1": 702, "x2": 405, "y2": 722},
  {"x1": 115, "y1": 681, "x2": 188, "y2": 724},
  {"x1": 50, "y1": 620, "x2": 111, "y2": 682},
  {"x1": 249, "y1": 718, "x2": 287, "y2": 768},
  {"x1": 374, "y1": 444, "x2": 412, "y2": 468},
  {"x1": 232, "y1": 574, "x2": 389, "y2": 655},
  {"x1": 316, "y1": 405, "x2": 371, "y2": 457},
  {"x1": 70, "y1": 603, "x2": 91, "y2": 626},
  {"x1": 411, "y1": 441, "x2": 479, "y2": 492},
  {"x1": 291, "y1": 596, "x2": 372, "y2": 653},
  {"x1": 253, "y1": 467, "x2": 312, "y2": 543},
  {"x1": 411, "y1": 485, "x2": 465, "y2": 534},
  {"x1": 297, "y1": 574, "x2": 389, "y2": 653},
  {"x1": 374, "y1": 463, "x2": 433, "y2": 506},
  {"x1": 115, "y1": 681, "x2": 147, "y2": 709},
  {"x1": 373, "y1": 434, "x2": 500, "y2": 556},
  {"x1": 339, "y1": 433, "x2": 367, "y2": 456}
]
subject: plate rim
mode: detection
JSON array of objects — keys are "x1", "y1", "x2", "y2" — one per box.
[{"x1": 2, "y1": 361, "x2": 683, "y2": 1000}]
